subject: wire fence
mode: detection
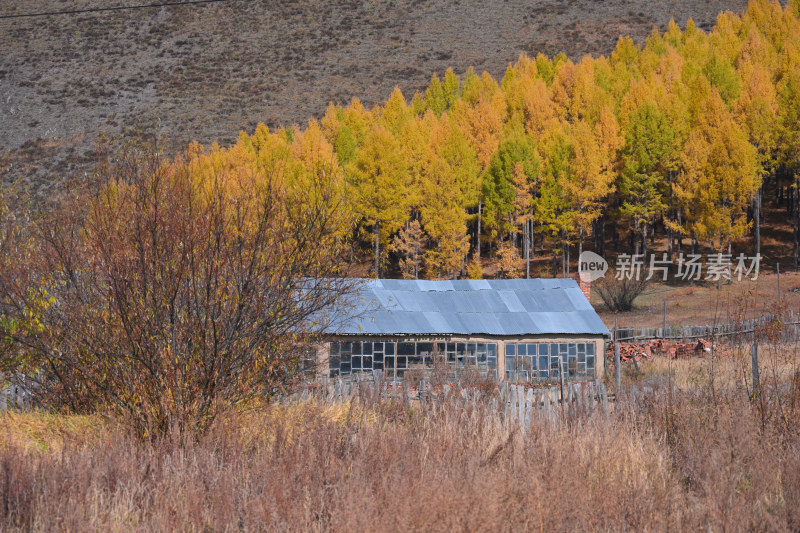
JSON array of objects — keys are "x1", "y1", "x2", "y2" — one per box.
[{"x1": 612, "y1": 312, "x2": 800, "y2": 343}]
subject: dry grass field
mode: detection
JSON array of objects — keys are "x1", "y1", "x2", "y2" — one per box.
[
  {"x1": 2, "y1": 345, "x2": 800, "y2": 531},
  {"x1": 1, "y1": 0, "x2": 747, "y2": 188}
]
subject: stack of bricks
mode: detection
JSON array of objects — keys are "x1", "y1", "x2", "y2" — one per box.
[{"x1": 608, "y1": 338, "x2": 730, "y2": 362}]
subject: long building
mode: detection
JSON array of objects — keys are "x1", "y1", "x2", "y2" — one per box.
[{"x1": 317, "y1": 278, "x2": 610, "y2": 382}]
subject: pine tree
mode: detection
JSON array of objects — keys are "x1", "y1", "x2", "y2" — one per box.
[
  {"x1": 619, "y1": 101, "x2": 675, "y2": 257},
  {"x1": 391, "y1": 219, "x2": 426, "y2": 279},
  {"x1": 347, "y1": 125, "x2": 411, "y2": 277}
]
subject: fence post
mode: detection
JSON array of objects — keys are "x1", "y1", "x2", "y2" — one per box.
[
  {"x1": 614, "y1": 341, "x2": 621, "y2": 397},
  {"x1": 751, "y1": 342, "x2": 760, "y2": 401},
  {"x1": 777, "y1": 263, "x2": 781, "y2": 304}
]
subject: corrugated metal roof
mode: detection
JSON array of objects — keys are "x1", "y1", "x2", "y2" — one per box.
[{"x1": 327, "y1": 278, "x2": 609, "y2": 337}]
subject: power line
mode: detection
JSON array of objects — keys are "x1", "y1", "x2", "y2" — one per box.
[{"x1": 0, "y1": 0, "x2": 227, "y2": 20}]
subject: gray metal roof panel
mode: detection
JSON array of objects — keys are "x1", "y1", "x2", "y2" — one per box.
[
  {"x1": 497, "y1": 290, "x2": 526, "y2": 313},
  {"x1": 327, "y1": 278, "x2": 609, "y2": 336}
]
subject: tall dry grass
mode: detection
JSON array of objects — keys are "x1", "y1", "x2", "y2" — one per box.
[{"x1": 2, "y1": 361, "x2": 800, "y2": 531}]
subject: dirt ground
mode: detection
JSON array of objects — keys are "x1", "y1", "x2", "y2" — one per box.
[
  {"x1": 0, "y1": 0, "x2": 748, "y2": 189},
  {"x1": 594, "y1": 271, "x2": 800, "y2": 329}
]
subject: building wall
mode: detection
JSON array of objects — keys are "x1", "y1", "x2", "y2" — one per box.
[{"x1": 316, "y1": 334, "x2": 606, "y2": 381}]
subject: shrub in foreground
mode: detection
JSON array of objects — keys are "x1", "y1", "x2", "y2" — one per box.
[{"x1": 0, "y1": 143, "x2": 356, "y2": 437}]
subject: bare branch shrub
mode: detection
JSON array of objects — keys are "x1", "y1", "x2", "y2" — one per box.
[
  {"x1": 595, "y1": 271, "x2": 647, "y2": 312},
  {"x1": 0, "y1": 143, "x2": 356, "y2": 437}
]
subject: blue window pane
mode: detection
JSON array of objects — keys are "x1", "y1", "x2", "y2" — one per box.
[
  {"x1": 363, "y1": 356, "x2": 372, "y2": 369},
  {"x1": 587, "y1": 356, "x2": 594, "y2": 369},
  {"x1": 330, "y1": 342, "x2": 340, "y2": 356},
  {"x1": 385, "y1": 343, "x2": 395, "y2": 356},
  {"x1": 373, "y1": 342, "x2": 383, "y2": 353},
  {"x1": 530, "y1": 356, "x2": 538, "y2": 370},
  {"x1": 550, "y1": 344, "x2": 559, "y2": 357},
  {"x1": 578, "y1": 352, "x2": 586, "y2": 363},
  {"x1": 506, "y1": 357, "x2": 516, "y2": 371},
  {"x1": 578, "y1": 343, "x2": 586, "y2": 354},
  {"x1": 568, "y1": 344, "x2": 577, "y2": 356},
  {"x1": 396, "y1": 357, "x2": 407, "y2": 369},
  {"x1": 506, "y1": 344, "x2": 516, "y2": 356},
  {"x1": 373, "y1": 352, "x2": 383, "y2": 363},
  {"x1": 518, "y1": 344, "x2": 527, "y2": 356},
  {"x1": 488, "y1": 344, "x2": 497, "y2": 357},
  {"x1": 362, "y1": 343, "x2": 373, "y2": 355},
  {"x1": 488, "y1": 356, "x2": 496, "y2": 369},
  {"x1": 351, "y1": 356, "x2": 362, "y2": 370},
  {"x1": 341, "y1": 342, "x2": 352, "y2": 354},
  {"x1": 587, "y1": 343, "x2": 595, "y2": 355},
  {"x1": 539, "y1": 344, "x2": 548, "y2": 356},
  {"x1": 352, "y1": 342, "x2": 362, "y2": 356},
  {"x1": 539, "y1": 356, "x2": 548, "y2": 369},
  {"x1": 385, "y1": 356, "x2": 394, "y2": 369},
  {"x1": 340, "y1": 362, "x2": 351, "y2": 374},
  {"x1": 560, "y1": 343, "x2": 567, "y2": 353}
]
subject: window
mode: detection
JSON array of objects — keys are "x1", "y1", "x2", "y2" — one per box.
[
  {"x1": 329, "y1": 340, "x2": 498, "y2": 379},
  {"x1": 330, "y1": 341, "x2": 393, "y2": 377},
  {"x1": 505, "y1": 341, "x2": 597, "y2": 382}
]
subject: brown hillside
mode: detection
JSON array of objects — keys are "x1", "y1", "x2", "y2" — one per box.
[{"x1": 0, "y1": 0, "x2": 747, "y2": 188}]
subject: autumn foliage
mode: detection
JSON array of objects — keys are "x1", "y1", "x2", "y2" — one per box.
[
  {"x1": 0, "y1": 141, "x2": 356, "y2": 437},
  {"x1": 292, "y1": 0, "x2": 800, "y2": 276}
]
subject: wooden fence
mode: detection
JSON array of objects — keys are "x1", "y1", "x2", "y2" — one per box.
[
  {"x1": 0, "y1": 375, "x2": 32, "y2": 411},
  {"x1": 612, "y1": 313, "x2": 800, "y2": 343},
  {"x1": 283, "y1": 372, "x2": 611, "y2": 430}
]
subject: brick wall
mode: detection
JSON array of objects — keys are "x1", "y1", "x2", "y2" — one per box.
[{"x1": 572, "y1": 273, "x2": 591, "y2": 301}]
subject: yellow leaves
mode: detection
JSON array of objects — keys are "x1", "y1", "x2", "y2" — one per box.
[
  {"x1": 523, "y1": 78, "x2": 558, "y2": 138},
  {"x1": 679, "y1": 87, "x2": 759, "y2": 244},
  {"x1": 453, "y1": 95, "x2": 505, "y2": 172}
]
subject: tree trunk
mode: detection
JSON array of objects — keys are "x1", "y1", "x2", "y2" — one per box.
[
  {"x1": 753, "y1": 184, "x2": 761, "y2": 257},
  {"x1": 599, "y1": 213, "x2": 606, "y2": 257},
  {"x1": 792, "y1": 178, "x2": 800, "y2": 271},
  {"x1": 524, "y1": 219, "x2": 531, "y2": 279},
  {"x1": 668, "y1": 171, "x2": 674, "y2": 259},
  {"x1": 476, "y1": 201, "x2": 482, "y2": 261},
  {"x1": 642, "y1": 222, "x2": 648, "y2": 259},
  {"x1": 374, "y1": 220, "x2": 380, "y2": 278}
]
